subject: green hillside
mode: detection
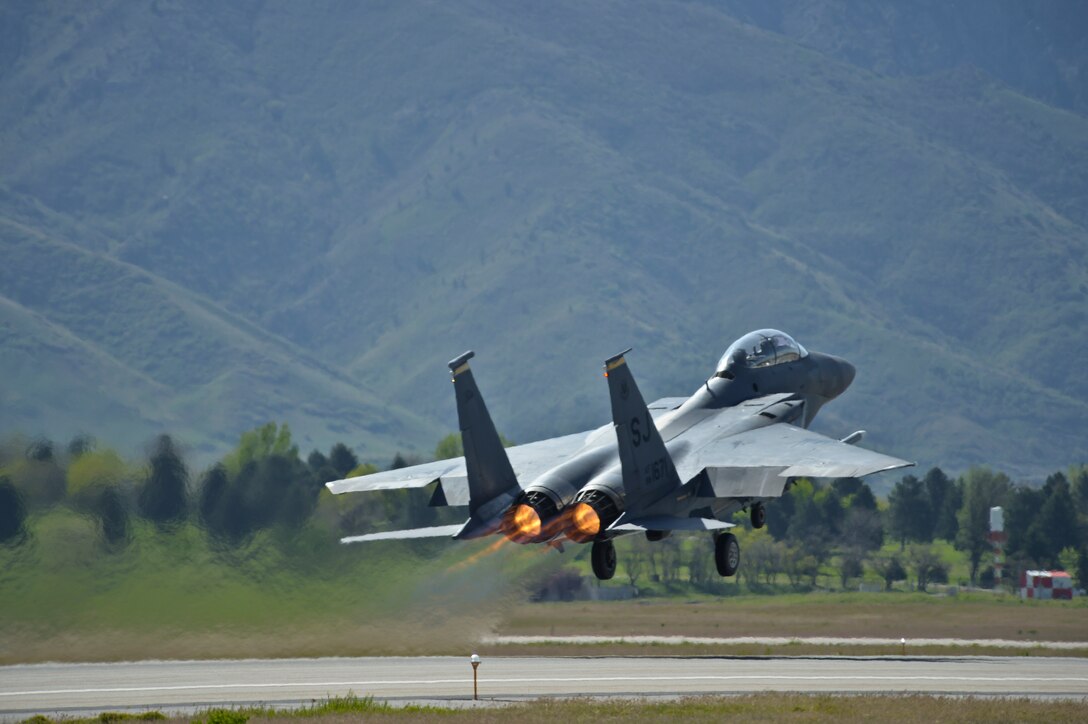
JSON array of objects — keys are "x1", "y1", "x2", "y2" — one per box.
[{"x1": 0, "y1": 1, "x2": 1085, "y2": 475}]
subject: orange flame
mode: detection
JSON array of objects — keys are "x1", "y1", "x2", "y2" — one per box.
[
  {"x1": 451, "y1": 536, "x2": 509, "y2": 571},
  {"x1": 501, "y1": 504, "x2": 542, "y2": 544},
  {"x1": 566, "y1": 502, "x2": 600, "y2": 542}
]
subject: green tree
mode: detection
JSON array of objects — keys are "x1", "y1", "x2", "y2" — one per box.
[
  {"x1": 887, "y1": 474, "x2": 931, "y2": 548},
  {"x1": 434, "y1": 433, "x2": 463, "y2": 460},
  {"x1": 1005, "y1": 484, "x2": 1045, "y2": 563},
  {"x1": 67, "y1": 448, "x2": 129, "y2": 499},
  {"x1": 838, "y1": 549, "x2": 865, "y2": 590},
  {"x1": 328, "y1": 443, "x2": 358, "y2": 478},
  {"x1": 67, "y1": 434, "x2": 95, "y2": 459},
  {"x1": 933, "y1": 478, "x2": 962, "y2": 541},
  {"x1": 871, "y1": 554, "x2": 907, "y2": 591},
  {"x1": 815, "y1": 488, "x2": 844, "y2": 538},
  {"x1": 25, "y1": 437, "x2": 54, "y2": 462},
  {"x1": 0, "y1": 476, "x2": 27, "y2": 544},
  {"x1": 841, "y1": 507, "x2": 884, "y2": 551},
  {"x1": 922, "y1": 467, "x2": 952, "y2": 539},
  {"x1": 230, "y1": 454, "x2": 319, "y2": 538},
  {"x1": 90, "y1": 487, "x2": 130, "y2": 548},
  {"x1": 434, "y1": 431, "x2": 513, "y2": 461},
  {"x1": 1058, "y1": 547, "x2": 1079, "y2": 579},
  {"x1": 138, "y1": 434, "x2": 189, "y2": 527},
  {"x1": 1025, "y1": 474, "x2": 1080, "y2": 567},
  {"x1": 1070, "y1": 464, "x2": 1088, "y2": 516},
  {"x1": 766, "y1": 478, "x2": 800, "y2": 540},
  {"x1": 307, "y1": 450, "x2": 329, "y2": 471},
  {"x1": 831, "y1": 477, "x2": 864, "y2": 497},
  {"x1": 307, "y1": 449, "x2": 340, "y2": 485},
  {"x1": 623, "y1": 538, "x2": 646, "y2": 588},
  {"x1": 687, "y1": 534, "x2": 714, "y2": 586},
  {"x1": 222, "y1": 423, "x2": 297, "y2": 476},
  {"x1": 907, "y1": 544, "x2": 945, "y2": 592},
  {"x1": 955, "y1": 467, "x2": 1012, "y2": 584},
  {"x1": 1075, "y1": 549, "x2": 1088, "y2": 592},
  {"x1": 783, "y1": 479, "x2": 822, "y2": 542},
  {"x1": 198, "y1": 464, "x2": 231, "y2": 538},
  {"x1": 847, "y1": 484, "x2": 878, "y2": 512},
  {"x1": 7, "y1": 457, "x2": 67, "y2": 507}
]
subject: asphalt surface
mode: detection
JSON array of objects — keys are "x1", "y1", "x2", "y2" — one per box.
[{"x1": 2, "y1": 655, "x2": 1087, "y2": 719}]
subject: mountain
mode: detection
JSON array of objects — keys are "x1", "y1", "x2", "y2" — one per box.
[{"x1": 1, "y1": 0, "x2": 1086, "y2": 477}]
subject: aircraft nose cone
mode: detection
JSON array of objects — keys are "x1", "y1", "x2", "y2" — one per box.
[{"x1": 840, "y1": 359, "x2": 856, "y2": 390}]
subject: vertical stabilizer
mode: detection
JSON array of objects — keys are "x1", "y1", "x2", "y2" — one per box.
[
  {"x1": 448, "y1": 351, "x2": 519, "y2": 517},
  {"x1": 604, "y1": 350, "x2": 681, "y2": 508}
]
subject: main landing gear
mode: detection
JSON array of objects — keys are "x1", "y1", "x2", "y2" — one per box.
[
  {"x1": 715, "y1": 532, "x2": 740, "y2": 577},
  {"x1": 750, "y1": 503, "x2": 766, "y2": 529},
  {"x1": 591, "y1": 539, "x2": 617, "y2": 580},
  {"x1": 589, "y1": 531, "x2": 740, "y2": 581}
]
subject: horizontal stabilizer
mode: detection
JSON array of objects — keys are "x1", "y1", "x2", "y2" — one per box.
[
  {"x1": 327, "y1": 472, "x2": 443, "y2": 495},
  {"x1": 340, "y1": 523, "x2": 465, "y2": 544},
  {"x1": 610, "y1": 516, "x2": 735, "y2": 532}
]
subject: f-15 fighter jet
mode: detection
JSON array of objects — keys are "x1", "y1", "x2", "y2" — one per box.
[{"x1": 327, "y1": 330, "x2": 912, "y2": 580}]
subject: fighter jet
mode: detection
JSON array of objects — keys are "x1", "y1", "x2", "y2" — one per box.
[{"x1": 327, "y1": 330, "x2": 912, "y2": 580}]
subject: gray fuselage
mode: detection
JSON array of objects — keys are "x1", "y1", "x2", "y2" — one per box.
[{"x1": 514, "y1": 350, "x2": 856, "y2": 540}]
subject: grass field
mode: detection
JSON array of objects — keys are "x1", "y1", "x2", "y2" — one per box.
[
  {"x1": 485, "y1": 594, "x2": 1088, "y2": 657},
  {"x1": 0, "y1": 510, "x2": 558, "y2": 664},
  {"x1": 3, "y1": 509, "x2": 1086, "y2": 664},
  {"x1": 498, "y1": 593, "x2": 1088, "y2": 641},
  {"x1": 20, "y1": 694, "x2": 1088, "y2": 724}
]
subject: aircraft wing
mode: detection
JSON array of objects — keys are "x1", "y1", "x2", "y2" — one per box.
[
  {"x1": 326, "y1": 430, "x2": 594, "y2": 503},
  {"x1": 326, "y1": 398, "x2": 686, "y2": 501},
  {"x1": 676, "y1": 414, "x2": 913, "y2": 499}
]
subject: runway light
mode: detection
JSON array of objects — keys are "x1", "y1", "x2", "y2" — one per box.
[{"x1": 470, "y1": 652, "x2": 481, "y2": 701}]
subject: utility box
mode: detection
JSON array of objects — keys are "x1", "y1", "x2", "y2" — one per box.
[{"x1": 1021, "y1": 570, "x2": 1074, "y2": 600}]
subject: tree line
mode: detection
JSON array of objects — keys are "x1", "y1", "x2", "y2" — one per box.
[
  {"x1": 1, "y1": 427, "x2": 1085, "y2": 593},
  {"x1": 612, "y1": 465, "x2": 1088, "y2": 593},
  {"x1": 0, "y1": 424, "x2": 444, "y2": 549}
]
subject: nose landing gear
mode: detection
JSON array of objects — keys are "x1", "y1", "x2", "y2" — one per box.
[{"x1": 750, "y1": 503, "x2": 766, "y2": 529}]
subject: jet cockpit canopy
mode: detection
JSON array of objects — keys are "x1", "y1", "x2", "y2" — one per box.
[{"x1": 716, "y1": 329, "x2": 808, "y2": 376}]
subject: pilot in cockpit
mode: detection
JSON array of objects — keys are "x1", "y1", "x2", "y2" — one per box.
[{"x1": 757, "y1": 338, "x2": 775, "y2": 362}]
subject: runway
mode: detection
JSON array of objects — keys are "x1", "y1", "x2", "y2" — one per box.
[{"x1": 2, "y1": 656, "x2": 1086, "y2": 718}]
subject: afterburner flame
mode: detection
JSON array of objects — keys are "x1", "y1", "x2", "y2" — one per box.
[
  {"x1": 451, "y1": 536, "x2": 509, "y2": 571},
  {"x1": 566, "y1": 502, "x2": 601, "y2": 542},
  {"x1": 502, "y1": 503, "x2": 542, "y2": 543}
]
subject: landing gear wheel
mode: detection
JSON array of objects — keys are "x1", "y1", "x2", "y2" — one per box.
[
  {"x1": 750, "y1": 503, "x2": 766, "y2": 529},
  {"x1": 715, "y1": 532, "x2": 740, "y2": 577},
  {"x1": 591, "y1": 539, "x2": 617, "y2": 580}
]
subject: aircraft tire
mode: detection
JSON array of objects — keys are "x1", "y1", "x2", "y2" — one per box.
[
  {"x1": 750, "y1": 503, "x2": 766, "y2": 529},
  {"x1": 715, "y1": 532, "x2": 740, "y2": 577},
  {"x1": 591, "y1": 539, "x2": 617, "y2": 580}
]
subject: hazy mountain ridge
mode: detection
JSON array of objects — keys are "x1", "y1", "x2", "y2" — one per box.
[
  {"x1": 0, "y1": 1, "x2": 1085, "y2": 475},
  {"x1": 0, "y1": 213, "x2": 444, "y2": 457}
]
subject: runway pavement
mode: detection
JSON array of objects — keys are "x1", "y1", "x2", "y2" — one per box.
[{"x1": 2, "y1": 655, "x2": 1087, "y2": 719}]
